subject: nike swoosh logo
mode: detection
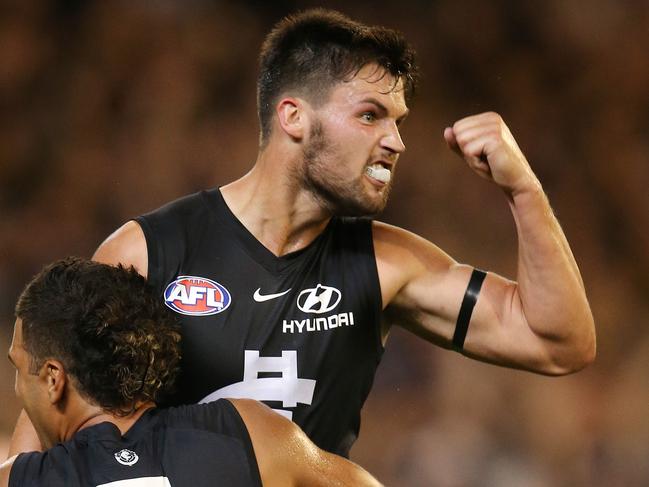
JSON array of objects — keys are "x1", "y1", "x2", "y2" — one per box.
[{"x1": 253, "y1": 288, "x2": 292, "y2": 302}]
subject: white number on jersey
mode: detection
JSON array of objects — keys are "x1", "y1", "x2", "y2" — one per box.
[{"x1": 199, "y1": 350, "x2": 316, "y2": 419}]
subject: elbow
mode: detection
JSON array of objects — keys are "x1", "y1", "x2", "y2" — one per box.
[
  {"x1": 544, "y1": 319, "x2": 597, "y2": 376},
  {"x1": 568, "y1": 301, "x2": 597, "y2": 372},
  {"x1": 562, "y1": 338, "x2": 596, "y2": 375},
  {"x1": 573, "y1": 313, "x2": 597, "y2": 372},
  {"x1": 582, "y1": 328, "x2": 597, "y2": 368}
]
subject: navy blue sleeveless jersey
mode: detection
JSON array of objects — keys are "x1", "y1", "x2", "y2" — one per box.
[
  {"x1": 9, "y1": 400, "x2": 262, "y2": 487},
  {"x1": 134, "y1": 189, "x2": 384, "y2": 457}
]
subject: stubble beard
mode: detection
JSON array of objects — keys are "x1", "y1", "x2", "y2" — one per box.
[{"x1": 300, "y1": 120, "x2": 391, "y2": 217}]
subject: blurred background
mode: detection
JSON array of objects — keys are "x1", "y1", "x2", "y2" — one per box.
[{"x1": 1, "y1": 0, "x2": 648, "y2": 485}]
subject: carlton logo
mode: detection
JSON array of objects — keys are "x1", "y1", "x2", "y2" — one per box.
[
  {"x1": 297, "y1": 284, "x2": 341, "y2": 314},
  {"x1": 114, "y1": 448, "x2": 139, "y2": 466},
  {"x1": 164, "y1": 276, "x2": 231, "y2": 316}
]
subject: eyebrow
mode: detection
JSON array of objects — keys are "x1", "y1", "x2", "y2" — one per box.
[{"x1": 358, "y1": 97, "x2": 410, "y2": 122}]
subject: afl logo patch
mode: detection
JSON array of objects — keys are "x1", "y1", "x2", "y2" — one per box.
[
  {"x1": 164, "y1": 276, "x2": 231, "y2": 316},
  {"x1": 114, "y1": 448, "x2": 139, "y2": 466}
]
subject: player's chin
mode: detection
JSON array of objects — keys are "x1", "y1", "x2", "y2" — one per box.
[
  {"x1": 356, "y1": 191, "x2": 390, "y2": 216},
  {"x1": 334, "y1": 194, "x2": 386, "y2": 217},
  {"x1": 329, "y1": 179, "x2": 390, "y2": 216}
]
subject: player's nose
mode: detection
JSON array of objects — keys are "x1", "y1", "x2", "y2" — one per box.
[{"x1": 381, "y1": 123, "x2": 406, "y2": 154}]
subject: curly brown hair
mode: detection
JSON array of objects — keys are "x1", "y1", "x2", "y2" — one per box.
[{"x1": 15, "y1": 257, "x2": 182, "y2": 416}]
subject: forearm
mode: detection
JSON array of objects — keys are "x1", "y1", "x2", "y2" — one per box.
[
  {"x1": 7, "y1": 410, "x2": 42, "y2": 458},
  {"x1": 508, "y1": 181, "x2": 595, "y2": 370}
]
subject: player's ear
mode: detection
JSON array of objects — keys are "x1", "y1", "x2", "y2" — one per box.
[
  {"x1": 276, "y1": 97, "x2": 307, "y2": 141},
  {"x1": 42, "y1": 360, "x2": 66, "y2": 405}
]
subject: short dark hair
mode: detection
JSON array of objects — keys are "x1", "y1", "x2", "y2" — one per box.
[
  {"x1": 15, "y1": 257, "x2": 181, "y2": 416},
  {"x1": 257, "y1": 8, "x2": 418, "y2": 144}
]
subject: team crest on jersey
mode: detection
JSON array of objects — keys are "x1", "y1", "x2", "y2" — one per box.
[
  {"x1": 114, "y1": 448, "x2": 139, "y2": 466},
  {"x1": 164, "y1": 275, "x2": 231, "y2": 316}
]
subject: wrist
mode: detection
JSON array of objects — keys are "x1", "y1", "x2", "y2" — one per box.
[
  {"x1": 507, "y1": 179, "x2": 551, "y2": 219},
  {"x1": 507, "y1": 174, "x2": 543, "y2": 200}
]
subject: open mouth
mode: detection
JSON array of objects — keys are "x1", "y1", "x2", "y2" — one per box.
[{"x1": 365, "y1": 163, "x2": 391, "y2": 183}]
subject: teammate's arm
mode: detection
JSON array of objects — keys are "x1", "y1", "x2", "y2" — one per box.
[
  {"x1": 375, "y1": 112, "x2": 595, "y2": 376},
  {"x1": 6, "y1": 411, "x2": 40, "y2": 458},
  {"x1": 0, "y1": 455, "x2": 16, "y2": 487},
  {"x1": 231, "y1": 399, "x2": 383, "y2": 487}
]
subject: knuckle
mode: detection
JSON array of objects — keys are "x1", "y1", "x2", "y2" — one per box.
[{"x1": 455, "y1": 132, "x2": 469, "y2": 145}]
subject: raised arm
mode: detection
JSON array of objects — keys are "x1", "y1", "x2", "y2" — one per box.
[
  {"x1": 232, "y1": 399, "x2": 383, "y2": 487},
  {"x1": 376, "y1": 112, "x2": 595, "y2": 375}
]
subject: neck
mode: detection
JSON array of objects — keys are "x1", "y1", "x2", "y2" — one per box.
[
  {"x1": 59, "y1": 401, "x2": 156, "y2": 445},
  {"x1": 220, "y1": 144, "x2": 332, "y2": 257}
]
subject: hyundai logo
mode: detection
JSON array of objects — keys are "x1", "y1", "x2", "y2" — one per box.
[{"x1": 297, "y1": 284, "x2": 341, "y2": 314}]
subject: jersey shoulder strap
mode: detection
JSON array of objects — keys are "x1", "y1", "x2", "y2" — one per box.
[{"x1": 134, "y1": 190, "x2": 212, "y2": 291}]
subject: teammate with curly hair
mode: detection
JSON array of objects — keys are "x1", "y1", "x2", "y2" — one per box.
[{"x1": 1, "y1": 258, "x2": 382, "y2": 486}]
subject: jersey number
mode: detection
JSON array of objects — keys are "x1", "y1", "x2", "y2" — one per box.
[{"x1": 199, "y1": 350, "x2": 316, "y2": 419}]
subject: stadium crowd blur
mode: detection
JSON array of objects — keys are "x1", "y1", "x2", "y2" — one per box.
[{"x1": 1, "y1": 1, "x2": 648, "y2": 485}]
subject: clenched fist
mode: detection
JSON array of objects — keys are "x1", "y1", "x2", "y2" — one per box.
[{"x1": 443, "y1": 112, "x2": 540, "y2": 196}]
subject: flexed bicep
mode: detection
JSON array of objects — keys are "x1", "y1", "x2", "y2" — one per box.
[{"x1": 374, "y1": 221, "x2": 578, "y2": 375}]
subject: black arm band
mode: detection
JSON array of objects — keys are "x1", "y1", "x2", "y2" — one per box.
[{"x1": 452, "y1": 268, "x2": 487, "y2": 352}]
